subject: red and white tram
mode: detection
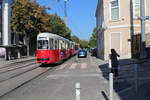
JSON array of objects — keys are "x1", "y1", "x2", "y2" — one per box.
[
  {"x1": 69, "y1": 41, "x2": 75, "y2": 56},
  {"x1": 74, "y1": 43, "x2": 80, "y2": 54},
  {"x1": 37, "y1": 33, "x2": 72, "y2": 64}
]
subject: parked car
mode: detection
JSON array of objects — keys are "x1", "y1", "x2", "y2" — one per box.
[
  {"x1": 78, "y1": 50, "x2": 87, "y2": 58},
  {"x1": 89, "y1": 48, "x2": 94, "y2": 53},
  {"x1": 91, "y1": 48, "x2": 97, "y2": 56}
]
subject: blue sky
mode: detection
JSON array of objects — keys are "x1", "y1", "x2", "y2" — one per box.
[{"x1": 37, "y1": 0, "x2": 98, "y2": 40}]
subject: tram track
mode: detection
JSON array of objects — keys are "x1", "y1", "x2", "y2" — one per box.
[
  {"x1": 0, "y1": 62, "x2": 36, "y2": 74},
  {"x1": 0, "y1": 59, "x2": 36, "y2": 69},
  {"x1": 0, "y1": 64, "x2": 54, "y2": 97},
  {"x1": 0, "y1": 60, "x2": 63, "y2": 97},
  {"x1": 0, "y1": 64, "x2": 39, "y2": 83},
  {"x1": 0, "y1": 56, "x2": 77, "y2": 98}
]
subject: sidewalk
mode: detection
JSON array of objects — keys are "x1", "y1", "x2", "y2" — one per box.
[
  {"x1": 0, "y1": 56, "x2": 36, "y2": 67},
  {"x1": 96, "y1": 57, "x2": 150, "y2": 100}
]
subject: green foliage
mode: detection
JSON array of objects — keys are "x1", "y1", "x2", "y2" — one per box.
[
  {"x1": 10, "y1": 0, "x2": 51, "y2": 37},
  {"x1": 79, "y1": 40, "x2": 89, "y2": 49},
  {"x1": 89, "y1": 27, "x2": 97, "y2": 48},
  {"x1": 71, "y1": 35, "x2": 80, "y2": 43},
  {"x1": 71, "y1": 35, "x2": 88, "y2": 48},
  {"x1": 10, "y1": 0, "x2": 71, "y2": 39},
  {"x1": 49, "y1": 13, "x2": 71, "y2": 39}
]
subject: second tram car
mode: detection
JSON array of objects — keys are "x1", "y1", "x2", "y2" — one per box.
[{"x1": 37, "y1": 33, "x2": 78, "y2": 64}]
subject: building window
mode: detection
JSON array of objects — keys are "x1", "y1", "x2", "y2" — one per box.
[{"x1": 110, "y1": 0, "x2": 119, "y2": 20}]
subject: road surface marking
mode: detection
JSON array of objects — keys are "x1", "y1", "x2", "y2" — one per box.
[
  {"x1": 69, "y1": 63, "x2": 78, "y2": 69},
  {"x1": 46, "y1": 73, "x2": 100, "y2": 79},
  {"x1": 80, "y1": 63, "x2": 88, "y2": 69}
]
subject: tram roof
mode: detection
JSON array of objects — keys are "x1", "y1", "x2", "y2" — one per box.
[{"x1": 38, "y1": 32, "x2": 70, "y2": 41}]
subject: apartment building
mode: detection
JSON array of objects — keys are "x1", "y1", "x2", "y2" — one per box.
[{"x1": 96, "y1": 0, "x2": 150, "y2": 60}]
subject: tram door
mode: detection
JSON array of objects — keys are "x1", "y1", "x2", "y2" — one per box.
[{"x1": 54, "y1": 39, "x2": 59, "y2": 61}]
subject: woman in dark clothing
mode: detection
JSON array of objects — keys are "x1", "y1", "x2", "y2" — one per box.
[{"x1": 110, "y1": 49, "x2": 120, "y2": 79}]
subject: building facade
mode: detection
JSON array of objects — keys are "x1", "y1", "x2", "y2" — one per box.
[{"x1": 96, "y1": 0, "x2": 150, "y2": 60}]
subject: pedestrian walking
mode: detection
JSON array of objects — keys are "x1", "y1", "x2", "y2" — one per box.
[{"x1": 110, "y1": 49, "x2": 120, "y2": 82}]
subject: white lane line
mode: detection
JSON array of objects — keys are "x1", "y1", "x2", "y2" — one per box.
[
  {"x1": 46, "y1": 73, "x2": 100, "y2": 79},
  {"x1": 80, "y1": 63, "x2": 88, "y2": 69},
  {"x1": 75, "y1": 82, "x2": 80, "y2": 100},
  {"x1": 69, "y1": 63, "x2": 78, "y2": 69}
]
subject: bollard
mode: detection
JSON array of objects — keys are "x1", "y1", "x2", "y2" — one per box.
[
  {"x1": 75, "y1": 82, "x2": 80, "y2": 100},
  {"x1": 108, "y1": 56, "x2": 113, "y2": 100},
  {"x1": 109, "y1": 73, "x2": 113, "y2": 100},
  {"x1": 134, "y1": 64, "x2": 138, "y2": 100}
]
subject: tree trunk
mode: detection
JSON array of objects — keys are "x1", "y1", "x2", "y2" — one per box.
[
  {"x1": 24, "y1": 34, "x2": 30, "y2": 56},
  {"x1": 27, "y1": 37, "x2": 30, "y2": 56}
]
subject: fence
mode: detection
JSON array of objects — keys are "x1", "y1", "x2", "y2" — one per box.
[{"x1": 107, "y1": 59, "x2": 150, "y2": 100}]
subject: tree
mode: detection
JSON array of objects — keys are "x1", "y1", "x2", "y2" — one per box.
[
  {"x1": 80, "y1": 40, "x2": 89, "y2": 49},
  {"x1": 89, "y1": 27, "x2": 97, "y2": 48},
  {"x1": 10, "y1": 0, "x2": 72, "y2": 56},
  {"x1": 71, "y1": 35, "x2": 80, "y2": 43},
  {"x1": 10, "y1": 0, "x2": 50, "y2": 56},
  {"x1": 49, "y1": 13, "x2": 71, "y2": 39}
]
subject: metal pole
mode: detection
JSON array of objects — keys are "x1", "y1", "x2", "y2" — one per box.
[
  {"x1": 64, "y1": 0, "x2": 67, "y2": 25},
  {"x1": 140, "y1": 0, "x2": 146, "y2": 59},
  {"x1": 75, "y1": 82, "x2": 80, "y2": 100}
]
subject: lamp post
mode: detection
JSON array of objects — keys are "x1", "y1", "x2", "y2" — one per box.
[{"x1": 64, "y1": 0, "x2": 67, "y2": 25}]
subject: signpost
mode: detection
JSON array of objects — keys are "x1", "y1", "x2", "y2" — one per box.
[
  {"x1": 139, "y1": 0, "x2": 147, "y2": 59},
  {"x1": 138, "y1": 16, "x2": 149, "y2": 20}
]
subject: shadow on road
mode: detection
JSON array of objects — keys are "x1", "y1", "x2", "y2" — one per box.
[
  {"x1": 101, "y1": 91, "x2": 109, "y2": 100},
  {"x1": 98, "y1": 59, "x2": 137, "y2": 100}
]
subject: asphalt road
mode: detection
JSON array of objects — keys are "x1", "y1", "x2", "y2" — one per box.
[{"x1": 0, "y1": 53, "x2": 108, "y2": 100}]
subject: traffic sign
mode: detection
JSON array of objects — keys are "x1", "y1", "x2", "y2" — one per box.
[{"x1": 138, "y1": 16, "x2": 149, "y2": 20}]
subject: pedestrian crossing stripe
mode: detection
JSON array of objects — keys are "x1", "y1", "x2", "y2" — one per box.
[
  {"x1": 69, "y1": 63, "x2": 78, "y2": 69},
  {"x1": 80, "y1": 63, "x2": 88, "y2": 69}
]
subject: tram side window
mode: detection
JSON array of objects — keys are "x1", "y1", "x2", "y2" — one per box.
[
  {"x1": 38, "y1": 40, "x2": 48, "y2": 49},
  {"x1": 49, "y1": 39, "x2": 53, "y2": 49},
  {"x1": 55, "y1": 40, "x2": 58, "y2": 49},
  {"x1": 67, "y1": 42, "x2": 70, "y2": 49}
]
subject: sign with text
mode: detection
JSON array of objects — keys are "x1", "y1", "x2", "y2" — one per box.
[{"x1": 138, "y1": 16, "x2": 149, "y2": 20}]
